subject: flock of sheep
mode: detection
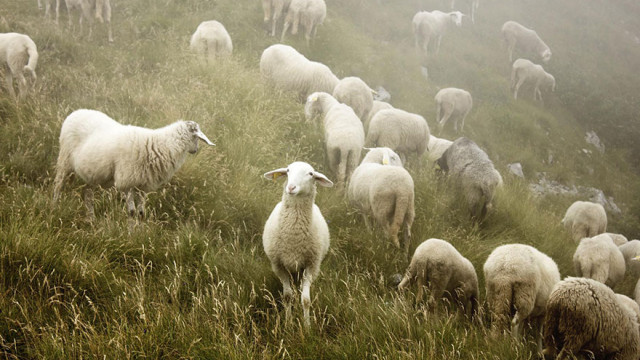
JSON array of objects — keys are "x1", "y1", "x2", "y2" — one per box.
[{"x1": 1, "y1": 0, "x2": 638, "y2": 358}]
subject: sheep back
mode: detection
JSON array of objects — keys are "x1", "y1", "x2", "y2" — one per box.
[
  {"x1": 573, "y1": 234, "x2": 625, "y2": 287},
  {"x1": 562, "y1": 201, "x2": 607, "y2": 242},
  {"x1": 366, "y1": 108, "x2": 429, "y2": 161},
  {"x1": 332, "y1": 76, "x2": 374, "y2": 122},
  {"x1": 190, "y1": 20, "x2": 233, "y2": 58}
]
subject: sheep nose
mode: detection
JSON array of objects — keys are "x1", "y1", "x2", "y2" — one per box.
[{"x1": 287, "y1": 184, "x2": 297, "y2": 194}]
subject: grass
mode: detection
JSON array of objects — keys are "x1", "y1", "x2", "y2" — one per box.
[{"x1": 0, "y1": 0, "x2": 640, "y2": 358}]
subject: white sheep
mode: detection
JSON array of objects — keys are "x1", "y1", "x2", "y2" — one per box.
[
  {"x1": 281, "y1": 0, "x2": 326, "y2": 46},
  {"x1": 398, "y1": 238, "x2": 478, "y2": 317},
  {"x1": 364, "y1": 100, "x2": 393, "y2": 133},
  {"x1": 436, "y1": 137, "x2": 503, "y2": 220},
  {"x1": 64, "y1": 0, "x2": 113, "y2": 42},
  {"x1": 483, "y1": 244, "x2": 560, "y2": 347},
  {"x1": 0, "y1": 33, "x2": 38, "y2": 99},
  {"x1": 190, "y1": 21, "x2": 233, "y2": 60},
  {"x1": 510, "y1": 58, "x2": 555, "y2": 102},
  {"x1": 561, "y1": 200, "x2": 607, "y2": 243},
  {"x1": 615, "y1": 294, "x2": 640, "y2": 325},
  {"x1": 304, "y1": 92, "x2": 365, "y2": 186},
  {"x1": 451, "y1": 0, "x2": 478, "y2": 24},
  {"x1": 606, "y1": 232, "x2": 629, "y2": 246},
  {"x1": 366, "y1": 108, "x2": 430, "y2": 164},
  {"x1": 412, "y1": 10, "x2": 463, "y2": 56},
  {"x1": 425, "y1": 135, "x2": 452, "y2": 163},
  {"x1": 262, "y1": 0, "x2": 292, "y2": 37},
  {"x1": 618, "y1": 240, "x2": 640, "y2": 276},
  {"x1": 52, "y1": 109, "x2": 214, "y2": 220},
  {"x1": 332, "y1": 76, "x2": 374, "y2": 123},
  {"x1": 262, "y1": 161, "x2": 333, "y2": 328},
  {"x1": 260, "y1": 44, "x2": 339, "y2": 101},
  {"x1": 543, "y1": 277, "x2": 640, "y2": 360},
  {"x1": 348, "y1": 147, "x2": 414, "y2": 257},
  {"x1": 434, "y1": 87, "x2": 473, "y2": 133},
  {"x1": 573, "y1": 233, "x2": 625, "y2": 288},
  {"x1": 502, "y1": 20, "x2": 551, "y2": 63}
]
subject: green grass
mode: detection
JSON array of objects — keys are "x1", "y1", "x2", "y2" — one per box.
[{"x1": 1, "y1": 0, "x2": 640, "y2": 358}]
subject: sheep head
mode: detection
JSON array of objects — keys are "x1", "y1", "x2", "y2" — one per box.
[
  {"x1": 264, "y1": 162, "x2": 333, "y2": 197},
  {"x1": 449, "y1": 11, "x2": 464, "y2": 27},
  {"x1": 184, "y1": 121, "x2": 215, "y2": 154},
  {"x1": 362, "y1": 147, "x2": 403, "y2": 167}
]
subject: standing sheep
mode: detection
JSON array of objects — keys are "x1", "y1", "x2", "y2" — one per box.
[
  {"x1": 190, "y1": 21, "x2": 233, "y2": 60},
  {"x1": 398, "y1": 238, "x2": 478, "y2": 317},
  {"x1": 262, "y1": 161, "x2": 333, "y2": 328},
  {"x1": 543, "y1": 277, "x2": 640, "y2": 360},
  {"x1": 436, "y1": 137, "x2": 503, "y2": 220},
  {"x1": 412, "y1": 10, "x2": 463, "y2": 57},
  {"x1": 0, "y1": 33, "x2": 38, "y2": 99},
  {"x1": 304, "y1": 92, "x2": 365, "y2": 186},
  {"x1": 425, "y1": 135, "x2": 452, "y2": 163},
  {"x1": 348, "y1": 147, "x2": 414, "y2": 257},
  {"x1": 364, "y1": 100, "x2": 393, "y2": 133},
  {"x1": 366, "y1": 108, "x2": 430, "y2": 164},
  {"x1": 561, "y1": 200, "x2": 607, "y2": 243},
  {"x1": 510, "y1": 58, "x2": 555, "y2": 102},
  {"x1": 262, "y1": 0, "x2": 292, "y2": 37},
  {"x1": 281, "y1": 0, "x2": 326, "y2": 46},
  {"x1": 52, "y1": 109, "x2": 215, "y2": 220},
  {"x1": 332, "y1": 76, "x2": 374, "y2": 123},
  {"x1": 573, "y1": 233, "x2": 625, "y2": 288},
  {"x1": 483, "y1": 244, "x2": 560, "y2": 346},
  {"x1": 260, "y1": 44, "x2": 339, "y2": 101},
  {"x1": 502, "y1": 21, "x2": 551, "y2": 63},
  {"x1": 434, "y1": 87, "x2": 473, "y2": 133}
]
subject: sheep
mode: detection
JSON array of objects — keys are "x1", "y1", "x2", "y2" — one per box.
[
  {"x1": 262, "y1": 161, "x2": 333, "y2": 328},
  {"x1": 260, "y1": 44, "x2": 339, "y2": 101},
  {"x1": 436, "y1": 137, "x2": 503, "y2": 220},
  {"x1": 364, "y1": 100, "x2": 393, "y2": 133},
  {"x1": 366, "y1": 108, "x2": 430, "y2": 164},
  {"x1": 635, "y1": 278, "x2": 640, "y2": 307},
  {"x1": 561, "y1": 200, "x2": 607, "y2": 243},
  {"x1": 348, "y1": 147, "x2": 414, "y2": 257},
  {"x1": 398, "y1": 238, "x2": 478, "y2": 317},
  {"x1": 573, "y1": 233, "x2": 625, "y2": 288},
  {"x1": 451, "y1": 0, "x2": 478, "y2": 24},
  {"x1": 0, "y1": 33, "x2": 38, "y2": 99},
  {"x1": 483, "y1": 244, "x2": 560, "y2": 348},
  {"x1": 52, "y1": 109, "x2": 214, "y2": 220},
  {"x1": 190, "y1": 21, "x2": 233, "y2": 60},
  {"x1": 510, "y1": 58, "x2": 555, "y2": 102},
  {"x1": 281, "y1": 0, "x2": 326, "y2": 46},
  {"x1": 332, "y1": 76, "x2": 374, "y2": 124},
  {"x1": 501, "y1": 20, "x2": 551, "y2": 63},
  {"x1": 542, "y1": 277, "x2": 640, "y2": 360},
  {"x1": 412, "y1": 10, "x2": 463, "y2": 57},
  {"x1": 618, "y1": 240, "x2": 640, "y2": 276},
  {"x1": 304, "y1": 92, "x2": 365, "y2": 186},
  {"x1": 425, "y1": 135, "x2": 452, "y2": 163},
  {"x1": 262, "y1": 0, "x2": 292, "y2": 37},
  {"x1": 64, "y1": 0, "x2": 113, "y2": 42},
  {"x1": 606, "y1": 232, "x2": 629, "y2": 246},
  {"x1": 615, "y1": 294, "x2": 640, "y2": 325},
  {"x1": 434, "y1": 87, "x2": 473, "y2": 133}
]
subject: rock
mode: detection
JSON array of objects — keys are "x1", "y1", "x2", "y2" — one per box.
[
  {"x1": 507, "y1": 163, "x2": 524, "y2": 178},
  {"x1": 373, "y1": 86, "x2": 391, "y2": 102},
  {"x1": 585, "y1": 131, "x2": 605, "y2": 154}
]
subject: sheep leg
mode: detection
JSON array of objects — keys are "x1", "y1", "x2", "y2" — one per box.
[
  {"x1": 427, "y1": 272, "x2": 451, "y2": 311},
  {"x1": 55, "y1": 0, "x2": 60, "y2": 24},
  {"x1": 52, "y1": 160, "x2": 70, "y2": 203},
  {"x1": 262, "y1": 0, "x2": 272, "y2": 31},
  {"x1": 16, "y1": 72, "x2": 27, "y2": 100},
  {"x1": 438, "y1": 106, "x2": 453, "y2": 133},
  {"x1": 126, "y1": 189, "x2": 137, "y2": 218},
  {"x1": 460, "y1": 111, "x2": 468, "y2": 133},
  {"x1": 274, "y1": 267, "x2": 294, "y2": 324},
  {"x1": 135, "y1": 190, "x2": 146, "y2": 219},
  {"x1": 38, "y1": 0, "x2": 43, "y2": 10},
  {"x1": 415, "y1": 275, "x2": 426, "y2": 304},
  {"x1": 103, "y1": 0, "x2": 113, "y2": 42},
  {"x1": 513, "y1": 76, "x2": 526, "y2": 100},
  {"x1": 435, "y1": 35, "x2": 442, "y2": 55},
  {"x1": 4, "y1": 71, "x2": 15, "y2": 98},
  {"x1": 280, "y1": 19, "x2": 290, "y2": 42},
  {"x1": 301, "y1": 269, "x2": 314, "y2": 329},
  {"x1": 507, "y1": 41, "x2": 515, "y2": 63},
  {"x1": 84, "y1": 187, "x2": 95, "y2": 221},
  {"x1": 361, "y1": 213, "x2": 372, "y2": 231}
]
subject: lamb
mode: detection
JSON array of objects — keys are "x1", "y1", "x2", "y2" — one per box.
[
  {"x1": 436, "y1": 137, "x2": 503, "y2": 220},
  {"x1": 262, "y1": 0, "x2": 292, "y2": 37},
  {"x1": 451, "y1": 0, "x2": 478, "y2": 24},
  {"x1": 0, "y1": 33, "x2": 38, "y2": 99},
  {"x1": 262, "y1": 161, "x2": 333, "y2": 328},
  {"x1": 501, "y1": 20, "x2": 551, "y2": 63},
  {"x1": 606, "y1": 232, "x2": 629, "y2": 246},
  {"x1": 434, "y1": 87, "x2": 473, "y2": 133},
  {"x1": 52, "y1": 109, "x2": 214, "y2": 220},
  {"x1": 366, "y1": 108, "x2": 430, "y2": 164},
  {"x1": 510, "y1": 58, "x2": 555, "y2": 102},
  {"x1": 364, "y1": 100, "x2": 393, "y2": 133},
  {"x1": 332, "y1": 76, "x2": 374, "y2": 123},
  {"x1": 190, "y1": 21, "x2": 233, "y2": 60},
  {"x1": 542, "y1": 277, "x2": 640, "y2": 360},
  {"x1": 561, "y1": 200, "x2": 607, "y2": 243},
  {"x1": 573, "y1": 233, "x2": 625, "y2": 288},
  {"x1": 260, "y1": 44, "x2": 339, "y2": 101},
  {"x1": 412, "y1": 10, "x2": 463, "y2": 57},
  {"x1": 483, "y1": 244, "x2": 560, "y2": 347},
  {"x1": 64, "y1": 0, "x2": 113, "y2": 42},
  {"x1": 348, "y1": 147, "x2": 414, "y2": 257},
  {"x1": 281, "y1": 0, "x2": 326, "y2": 46},
  {"x1": 304, "y1": 92, "x2": 365, "y2": 186},
  {"x1": 618, "y1": 240, "x2": 640, "y2": 276},
  {"x1": 398, "y1": 238, "x2": 478, "y2": 317},
  {"x1": 425, "y1": 135, "x2": 452, "y2": 163}
]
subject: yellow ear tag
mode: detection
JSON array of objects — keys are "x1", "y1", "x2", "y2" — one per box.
[
  {"x1": 434, "y1": 163, "x2": 441, "y2": 170},
  {"x1": 310, "y1": 95, "x2": 318, "y2": 102},
  {"x1": 272, "y1": 172, "x2": 283, "y2": 181},
  {"x1": 382, "y1": 155, "x2": 390, "y2": 165}
]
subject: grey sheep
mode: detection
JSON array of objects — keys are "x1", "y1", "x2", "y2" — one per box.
[
  {"x1": 502, "y1": 20, "x2": 551, "y2": 63},
  {"x1": 561, "y1": 200, "x2": 607, "y2": 243},
  {"x1": 366, "y1": 108, "x2": 430, "y2": 164},
  {"x1": 573, "y1": 233, "x2": 625, "y2": 288}
]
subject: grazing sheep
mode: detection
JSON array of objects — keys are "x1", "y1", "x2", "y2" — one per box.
[
  {"x1": 618, "y1": 240, "x2": 640, "y2": 276},
  {"x1": 0, "y1": 33, "x2": 38, "y2": 99},
  {"x1": 260, "y1": 44, "x2": 339, "y2": 101},
  {"x1": 262, "y1": 161, "x2": 333, "y2": 328},
  {"x1": 543, "y1": 277, "x2": 640, "y2": 360},
  {"x1": 348, "y1": 147, "x2": 414, "y2": 257},
  {"x1": 190, "y1": 20, "x2": 233, "y2": 60},
  {"x1": 436, "y1": 137, "x2": 503, "y2": 220},
  {"x1": 262, "y1": 0, "x2": 292, "y2": 37},
  {"x1": 412, "y1": 10, "x2": 463, "y2": 56},
  {"x1": 502, "y1": 20, "x2": 551, "y2": 63},
  {"x1": 304, "y1": 92, "x2": 365, "y2": 186},
  {"x1": 281, "y1": 0, "x2": 326, "y2": 46},
  {"x1": 366, "y1": 108, "x2": 430, "y2": 164},
  {"x1": 434, "y1": 87, "x2": 473, "y2": 133},
  {"x1": 483, "y1": 244, "x2": 560, "y2": 347},
  {"x1": 451, "y1": 0, "x2": 478, "y2": 24},
  {"x1": 52, "y1": 109, "x2": 214, "y2": 220},
  {"x1": 332, "y1": 76, "x2": 374, "y2": 123},
  {"x1": 616, "y1": 294, "x2": 640, "y2": 324},
  {"x1": 64, "y1": 0, "x2": 113, "y2": 42},
  {"x1": 573, "y1": 233, "x2": 625, "y2": 288},
  {"x1": 510, "y1": 58, "x2": 555, "y2": 102},
  {"x1": 398, "y1": 238, "x2": 478, "y2": 317},
  {"x1": 364, "y1": 100, "x2": 393, "y2": 133},
  {"x1": 561, "y1": 200, "x2": 607, "y2": 243},
  {"x1": 425, "y1": 135, "x2": 452, "y2": 163},
  {"x1": 606, "y1": 232, "x2": 629, "y2": 246}
]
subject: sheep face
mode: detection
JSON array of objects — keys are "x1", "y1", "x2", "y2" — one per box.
[
  {"x1": 449, "y1": 11, "x2": 464, "y2": 27},
  {"x1": 542, "y1": 49, "x2": 551, "y2": 63},
  {"x1": 264, "y1": 162, "x2": 333, "y2": 197},
  {"x1": 184, "y1": 121, "x2": 215, "y2": 154},
  {"x1": 362, "y1": 147, "x2": 403, "y2": 166},
  {"x1": 304, "y1": 92, "x2": 322, "y2": 121}
]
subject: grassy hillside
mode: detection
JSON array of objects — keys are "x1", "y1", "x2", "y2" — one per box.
[{"x1": 0, "y1": 0, "x2": 639, "y2": 358}]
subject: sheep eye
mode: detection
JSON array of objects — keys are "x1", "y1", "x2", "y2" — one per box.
[
  {"x1": 286, "y1": 169, "x2": 290, "y2": 173},
  {"x1": 308, "y1": 172, "x2": 314, "y2": 176}
]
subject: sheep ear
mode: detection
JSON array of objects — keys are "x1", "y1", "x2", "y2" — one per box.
[
  {"x1": 196, "y1": 128, "x2": 215, "y2": 146},
  {"x1": 264, "y1": 168, "x2": 288, "y2": 181},
  {"x1": 382, "y1": 153, "x2": 390, "y2": 165},
  {"x1": 312, "y1": 171, "x2": 333, "y2": 187}
]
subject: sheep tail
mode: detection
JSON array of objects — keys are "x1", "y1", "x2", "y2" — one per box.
[
  {"x1": 488, "y1": 280, "x2": 514, "y2": 334},
  {"x1": 392, "y1": 192, "x2": 413, "y2": 256},
  {"x1": 24, "y1": 41, "x2": 39, "y2": 82}
]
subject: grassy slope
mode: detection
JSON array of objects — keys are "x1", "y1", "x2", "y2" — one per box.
[{"x1": 0, "y1": 0, "x2": 639, "y2": 358}]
